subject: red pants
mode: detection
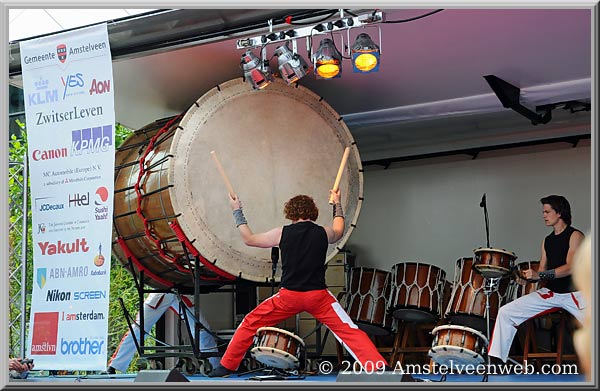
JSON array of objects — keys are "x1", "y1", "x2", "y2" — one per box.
[{"x1": 220, "y1": 288, "x2": 387, "y2": 371}]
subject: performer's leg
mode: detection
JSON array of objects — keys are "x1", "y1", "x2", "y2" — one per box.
[
  {"x1": 560, "y1": 291, "x2": 585, "y2": 324},
  {"x1": 308, "y1": 290, "x2": 387, "y2": 371},
  {"x1": 488, "y1": 289, "x2": 564, "y2": 362},
  {"x1": 109, "y1": 293, "x2": 171, "y2": 372}
]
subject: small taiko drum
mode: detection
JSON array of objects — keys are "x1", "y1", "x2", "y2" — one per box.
[
  {"x1": 345, "y1": 267, "x2": 393, "y2": 335},
  {"x1": 429, "y1": 324, "x2": 488, "y2": 367},
  {"x1": 250, "y1": 327, "x2": 305, "y2": 369},
  {"x1": 388, "y1": 262, "x2": 447, "y2": 323},
  {"x1": 473, "y1": 247, "x2": 517, "y2": 279}
]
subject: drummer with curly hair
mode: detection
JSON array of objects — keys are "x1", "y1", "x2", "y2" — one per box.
[{"x1": 208, "y1": 189, "x2": 418, "y2": 381}]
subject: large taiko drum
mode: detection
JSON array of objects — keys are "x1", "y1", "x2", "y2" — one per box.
[
  {"x1": 445, "y1": 257, "x2": 512, "y2": 327},
  {"x1": 345, "y1": 267, "x2": 394, "y2": 335},
  {"x1": 112, "y1": 78, "x2": 363, "y2": 289},
  {"x1": 388, "y1": 262, "x2": 446, "y2": 323}
]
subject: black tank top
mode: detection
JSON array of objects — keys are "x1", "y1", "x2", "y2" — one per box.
[
  {"x1": 544, "y1": 225, "x2": 582, "y2": 293},
  {"x1": 279, "y1": 221, "x2": 328, "y2": 291}
]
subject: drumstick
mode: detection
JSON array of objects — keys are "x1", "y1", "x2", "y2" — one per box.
[
  {"x1": 329, "y1": 147, "x2": 351, "y2": 205},
  {"x1": 210, "y1": 150, "x2": 236, "y2": 197}
]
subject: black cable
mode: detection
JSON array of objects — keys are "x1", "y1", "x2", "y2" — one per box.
[
  {"x1": 329, "y1": 30, "x2": 351, "y2": 60},
  {"x1": 384, "y1": 9, "x2": 444, "y2": 24},
  {"x1": 284, "y1": 10, "x2": 339, "y2": 26},
  {"x1": 344, "y1": 9, "x2": 358, "y2": 17}
]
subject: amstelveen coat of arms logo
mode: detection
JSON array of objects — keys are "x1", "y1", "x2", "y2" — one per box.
[{"x1": 57, "y1": 44, "x2": 67, "y2": 63}]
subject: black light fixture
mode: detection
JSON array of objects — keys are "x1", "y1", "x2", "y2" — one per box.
[
  {"x1": 241, "y1": 49, "x2": 273, "y2": 90},
  {"x1": 274, "y1": 42, "x2": 311, "y2": 85},
  {"x1": 351, "y1": 33, "x2": 380, "y2": 73},
  {"x1": 313, "y1": 38, "x2": 342, "y2": 79},
  {"x1": 483, "y1": 75, "x2": 552, "y2": 125}
]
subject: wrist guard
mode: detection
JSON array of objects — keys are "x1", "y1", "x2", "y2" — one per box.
[
  {"x1": 233, "y1": 208, "x2": 248, "y2": 227},
  {"x1": 333, "y1": 202, "x2": 344, "y2": 218},
  {"x1": 538, "y1": 269, "x2": 556, "y2": 281}
]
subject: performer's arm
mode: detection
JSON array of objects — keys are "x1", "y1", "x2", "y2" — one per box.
[
  {"x1": 323, "y1": 189, "x2": 345, "y2": 244},
  {"x1": 552, "y1": 230, "x2": 585, "y2": 278},
  {"x1": 229, "y1": 194, "x2": 282, "y2": 248}
]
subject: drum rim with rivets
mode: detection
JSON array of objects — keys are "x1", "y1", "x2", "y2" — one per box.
[
  {"x1": 472, "y1": 247, "x2": 517, "y2": 278},
  {"x1": 255, "y1": 326, "x2": 306, "y2": 347},
  {"x1": 430, "y1": 324, "x2": 489, "y2": 344}
]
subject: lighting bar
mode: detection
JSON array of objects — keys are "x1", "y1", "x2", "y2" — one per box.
[{"x1": 236, "y1": 11, "x2": 385, "y2": 49}]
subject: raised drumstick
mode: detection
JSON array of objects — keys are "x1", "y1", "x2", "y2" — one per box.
[
  {"x1": 210, "y1": 150, "x2": 236, "y2": 197},
  {"x1": 329, "y1": 147, "x2": 350, "y2": 205}
]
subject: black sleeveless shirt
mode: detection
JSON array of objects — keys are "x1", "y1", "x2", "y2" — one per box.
[
  {"x1": 544, "y1": 225, "x2": 582, "y2": 293},
  {"x1": 279, "y1": 221, "x2": 328, "y2": 291}
]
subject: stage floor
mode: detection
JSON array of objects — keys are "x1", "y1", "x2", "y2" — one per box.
[{"x1": 9, "y1": 371, "x2": 587, "y2": 385}]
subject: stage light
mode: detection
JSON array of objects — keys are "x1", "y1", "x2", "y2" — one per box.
[
  {"x1": 313, "y1": 38, "x2": 342, "y2": 79},
  {"x1": 274, "y1": 42, "x2": 311, "y2": 85},
  {"x1": 351, "y1": 33, "x2": 380, "y2": 73},
  {"x1": 240, "y1": 49, "x2": 273, "y2": 90}
]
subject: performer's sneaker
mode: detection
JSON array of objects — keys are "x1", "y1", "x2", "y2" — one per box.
[{"x1": 207, "y1": 365, "x2": 234, "y2": 378}]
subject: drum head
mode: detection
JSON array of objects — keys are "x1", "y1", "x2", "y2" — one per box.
[
  {"x1": 473, "y1": 264, "x2": 511, "y2": 278},
  {"x1": 169, "y1": 78, "x2": 363, "y2": 283},
  {"x1": 250, "y1": 347, "x2": 300, "y2": 369}
]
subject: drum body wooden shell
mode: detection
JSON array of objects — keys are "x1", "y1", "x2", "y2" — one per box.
[
  {"x1": 445, "y1": 257, "x2": 512, "y2": 326},
  {"x1": 388, "y1": 262, "x2": 446, "y2": 323},
  {"x1": 345, "y1": 267, "x2": 394, "y2": 335}
]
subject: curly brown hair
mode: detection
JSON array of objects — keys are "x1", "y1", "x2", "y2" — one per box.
[{"x1": 284, "y1": 195, "x2": 319, "y2": 221}]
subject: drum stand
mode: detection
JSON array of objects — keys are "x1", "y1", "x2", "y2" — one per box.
[
  {"x1": 118, "y1": 255, "x2": 224, "y2": 375},
  {"x1": 241, "y1": 365, "x2": 306, "y2": 381},
  {"x1": 482, "y1": 276, "x2": 500, "y2": 382},
  {"x1": 238, "y1": 348, "x2": 307, "y2": 380}
]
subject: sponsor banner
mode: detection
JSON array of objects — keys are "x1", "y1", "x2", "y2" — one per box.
[{"x1": 22, "y1": 24, "x2": 114, "y2": 370}]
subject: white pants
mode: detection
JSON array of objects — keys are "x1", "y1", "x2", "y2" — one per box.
[
  {"x1": 108, "y1": 293, "x2": 220, "y2": 372},
  {"x1": 488, "y1": 288, "x2": 585, "y2": 362}
]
